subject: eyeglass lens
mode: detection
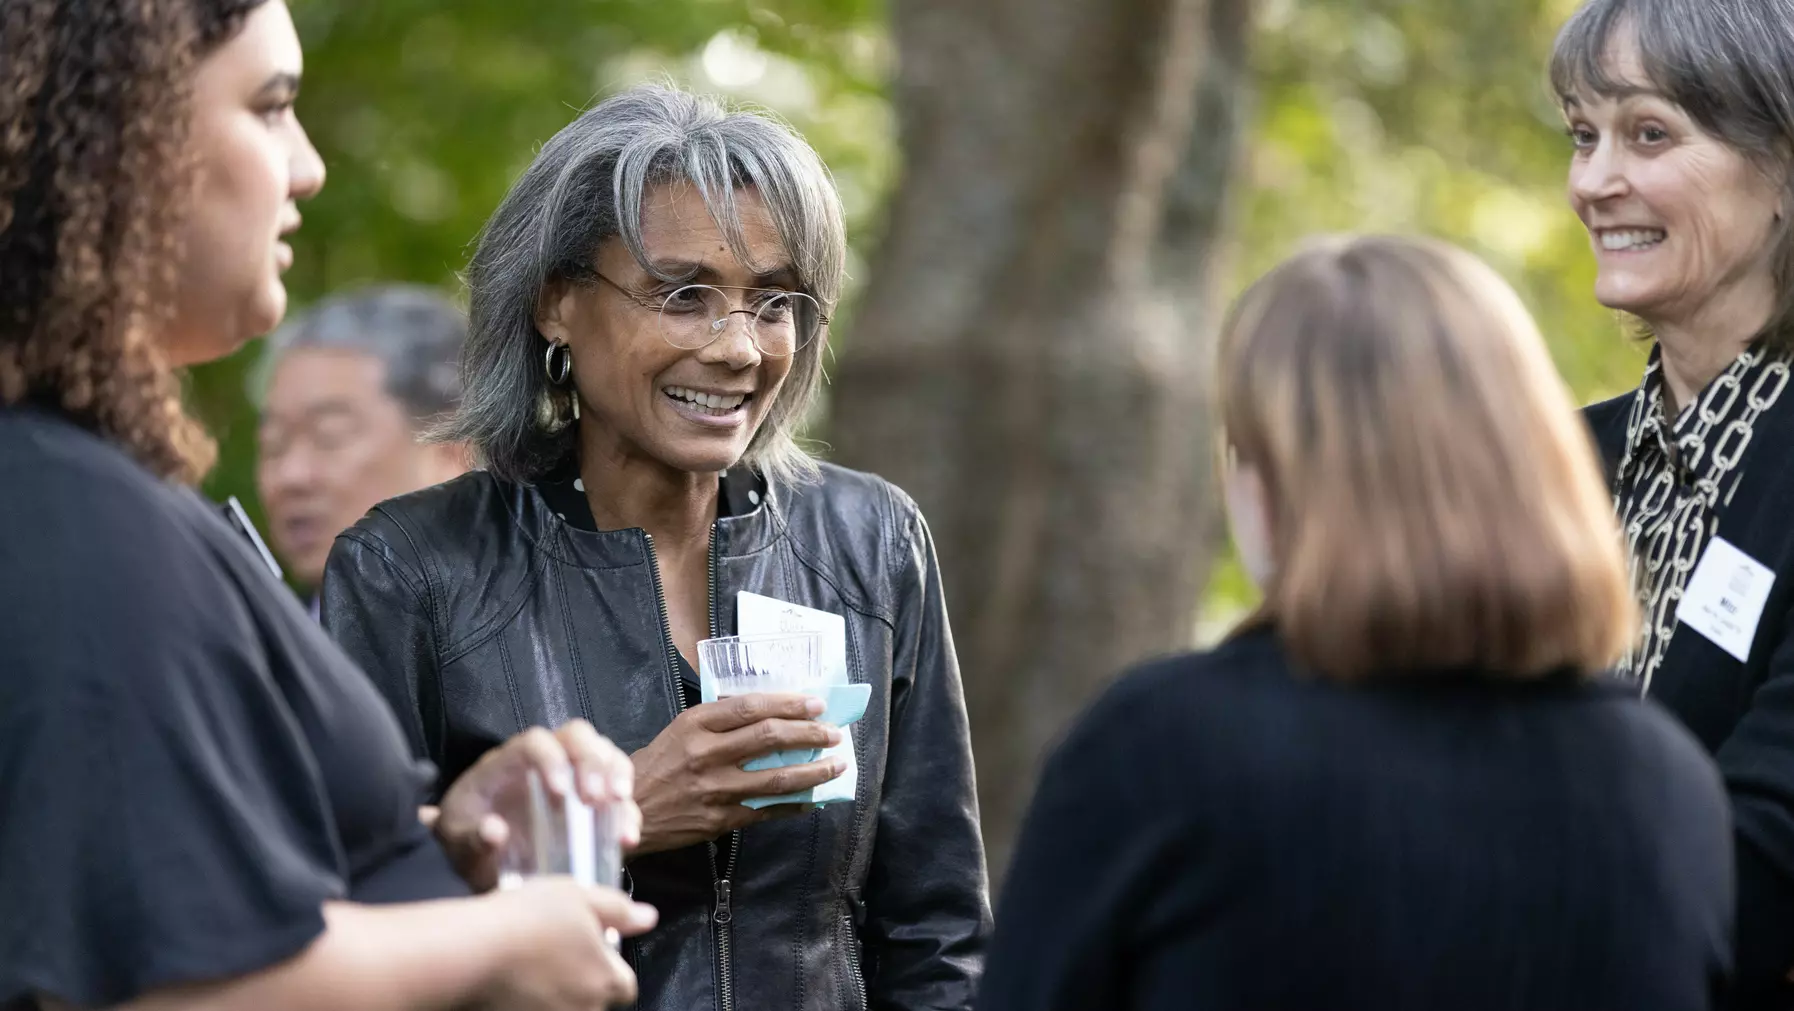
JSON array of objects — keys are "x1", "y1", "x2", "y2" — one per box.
[{"x1": 657, "y1": 285, "x2": 820, "y2": 357}]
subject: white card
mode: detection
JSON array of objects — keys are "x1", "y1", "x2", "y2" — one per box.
[
  {"x1": 736, "y1": 592, "x2": 857, "y2": 800},
  {"x1": 737, "y1": 591, "x2": 849, "y2": 683},
  {"x1": 1676, "y1": 536, "x2": 1776, "y2": 662}
]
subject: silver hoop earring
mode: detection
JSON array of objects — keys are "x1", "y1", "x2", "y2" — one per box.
[{"x1": 544, "y1": 340, "x2": 573, "y2": 386}]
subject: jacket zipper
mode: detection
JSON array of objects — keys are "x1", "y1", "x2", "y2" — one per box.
[
  {"x1": 843, "y1": 910, "x2": 868, "y2": 1010},
  {"x1": 643, "y1": 528, "x2": 740, "y2": 1011},
  {"x1": 707, "y1": 525, "x2": 742, "y2": 1011}
]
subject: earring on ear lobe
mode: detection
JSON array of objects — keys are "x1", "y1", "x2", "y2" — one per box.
[
  {"x1": 540, "y1": 339, "x2": 580, "y2": 430},
  {"x1": 544, "y1": 340, "x2": 573, "y2": 386}
]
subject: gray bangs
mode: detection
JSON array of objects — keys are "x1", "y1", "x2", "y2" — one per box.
[
  {"x1": 1548, "y1": 0, "x2": 1639, "y2": 103},
  {"x1": 1549, "y1": 0, "x2": 1794, "y2": 163},
  {"x1": 444, "y1": 83, "x2": 848, "y2": 484}
]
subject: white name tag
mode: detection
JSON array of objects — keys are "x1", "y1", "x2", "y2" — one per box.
[{"x1": 1675, "y1": 536, "x2": 1776, "y2": 662}]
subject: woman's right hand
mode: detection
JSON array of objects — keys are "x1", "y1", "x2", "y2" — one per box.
[
  {"x1": 436, "y1": 719, "x2": 642, "y2": 892},
  {"x1": 631, "y1": 693, "x2": 847, "y2": 854},
  {"x1": 479, "y1": 879, "x2": 658, "y2": 1010}
]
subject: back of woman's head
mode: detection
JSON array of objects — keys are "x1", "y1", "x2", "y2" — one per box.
[
  {"x1": 0, "y1": 0, "x2": 263, "y2": 483},
  {"x1": 1220, "y1": 235, "x2": 1636, "y2": 680}
]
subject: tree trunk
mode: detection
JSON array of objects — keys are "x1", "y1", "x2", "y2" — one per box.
[{"x1": 832, "y1": 0, "x2": 1254, "y2": 878}]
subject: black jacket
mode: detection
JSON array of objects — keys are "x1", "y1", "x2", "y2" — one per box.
[
  {"x1": 1588, "y1": 392, "x2": 1794, "y2": 1009},
  {"x1": 322, "y1": 464, "x2": 990, "y2": 1011}
]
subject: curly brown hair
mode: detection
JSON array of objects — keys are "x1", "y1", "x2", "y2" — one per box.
[{"x1": 0, "y1": 0, "x2": 268, "y2": 484}]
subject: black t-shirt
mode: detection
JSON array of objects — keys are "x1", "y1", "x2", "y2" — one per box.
[
  {"x1": 980, "y1": 625, "x2": 1735, "y2": 1011},
  {"x1": 0, "y1": 408, "x2": 467, "y2": 1010}
]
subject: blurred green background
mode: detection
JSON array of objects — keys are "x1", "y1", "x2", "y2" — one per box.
[{"x1": 191, "y1": 0, "x2": 1647, "y2": 633}]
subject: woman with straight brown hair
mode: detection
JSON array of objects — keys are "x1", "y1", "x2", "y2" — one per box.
[{"x1": 977, "y1": 235, "x2": 1734, "y2": 1011}]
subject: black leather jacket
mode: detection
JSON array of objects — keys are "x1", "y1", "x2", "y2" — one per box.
[{"x1": 322, "y1": 463, "x2": 990, "y2": 1011}]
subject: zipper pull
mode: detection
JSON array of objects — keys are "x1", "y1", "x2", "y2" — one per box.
[{"x1": 713, "y1": 879, "x2": 733, "y2": 924}]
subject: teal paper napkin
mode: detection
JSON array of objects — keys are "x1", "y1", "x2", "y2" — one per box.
[{"x1": 698, "y1": 681, "x2": 870, "y2": 809}]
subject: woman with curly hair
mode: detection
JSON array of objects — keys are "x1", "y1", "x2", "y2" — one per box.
[{"x1": 0, "y1": 3, "x2": 655, "y2": 1009}]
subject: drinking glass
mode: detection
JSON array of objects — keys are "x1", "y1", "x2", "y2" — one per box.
[
  {"x1": 698, "y1": 631, "x2": 826, "y2": 699},
  {"x1": 495, "y1": 768, "x2": 623, "y2": 894},
  {"x1": 700, "y1": 631, "x2": 828, "y2": 768}
]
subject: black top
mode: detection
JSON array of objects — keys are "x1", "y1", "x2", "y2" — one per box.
[
  {"x1": 979, "y1": 626, "x2": 1733, "y2": 1011},
  {"x1": 1588, "y1": 373, "x2": 1794, "y2": 1010},
  {"x1": 0, "y1": 408, "x2": 466, "y2": 1011},
  {"x1": 533, "y1": 465, "x2": 758, "y2": 531}
]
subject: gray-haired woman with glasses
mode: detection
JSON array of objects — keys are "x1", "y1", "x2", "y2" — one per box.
[{"x1": 321, "y1": 83, "x2": 990, "y2": 1011}]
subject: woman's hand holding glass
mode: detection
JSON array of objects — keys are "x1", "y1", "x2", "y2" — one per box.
[
  {"x1": 436, "y1": 720, "x2": 653, "y2": 1009},
  {"x1": 630, "y1": 693, "x2": 847, "y2": 854},
  {"x1": 472, "y1": 878, "x2": 656, "y2": 1010},
  {"x1": 434, "y1": 719, "x2": 642, "y2": 893}
]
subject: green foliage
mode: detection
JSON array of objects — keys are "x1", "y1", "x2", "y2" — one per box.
[
  {"x1": 1242, "y1": 0, "x2": 1641, "y2": 396},
  {"x1": 192, "y1": 0, "x2": 891, "y2": 531},
  {"x1": 192, "y1": 0, "x2": 1643, "y2": 631},
  {"x1": 1202, "y1": 0, "x2": 1649, "y2": 630}
]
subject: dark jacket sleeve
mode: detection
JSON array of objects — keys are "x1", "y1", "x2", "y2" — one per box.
[
  {"x1": 862, "y1": 498, "x2": 992, "y2": 1011},
  {"x1": 1582, "y1": 393, "x2": 1633, "y2": 479},
  {"x1": 321, "y1": 518, "x2": 444, "y2": 794},
  {"x1": 1714, "y1": 601, "x2": 1794, "y2": 1006}
]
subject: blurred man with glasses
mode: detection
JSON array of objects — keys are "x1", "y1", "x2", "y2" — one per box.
[{"x1": 255, "y1": 285, "x2": 471, "y2": 618}]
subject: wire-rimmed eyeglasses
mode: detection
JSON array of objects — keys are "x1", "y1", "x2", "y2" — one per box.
[{"x1": 593, "y1": 271, "x2": 827, "y2": 358}]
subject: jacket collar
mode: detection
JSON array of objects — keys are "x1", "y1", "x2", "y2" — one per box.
[
  {"x1": 511, "y1": 467, "x2": 786, "y2": 569},
  {"x1": 714, "y1": 468, "x2": 786, "y2": 559}
]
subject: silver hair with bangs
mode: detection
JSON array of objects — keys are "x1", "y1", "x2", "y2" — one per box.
[
  {"x1": 440, "y1": 83, "x2": 847, "y2": 483},
  {"x1": 1550, "y1": 0, "x2": 1794, "y2": 349}
]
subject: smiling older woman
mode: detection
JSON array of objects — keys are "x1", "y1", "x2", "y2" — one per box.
[
  {"x1": 1554, "y1": 0, "x2": 1794, "y2": 1005},
  {"x1": 322, "y1": 84, "x2": 989, "y2": 1011}
]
